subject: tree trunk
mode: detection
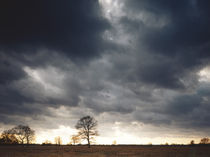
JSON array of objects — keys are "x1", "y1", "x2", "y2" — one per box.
[
  {"x1": 27, "y1": 136, "x2": 29, "y2": 145},
  {"x1": 87, "y1": 136, "x2": 90, "y2": 148},
  {"x1": 88, "y1": 140, "x2": 90, "y2": 148}
]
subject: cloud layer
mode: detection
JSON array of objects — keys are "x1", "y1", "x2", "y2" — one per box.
[{"x1": 0, "y1": 0, "x2": 210, "y2": 140}]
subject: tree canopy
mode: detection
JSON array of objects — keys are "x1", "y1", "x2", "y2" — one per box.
[{"x1": 75, "y1": 116, "x2": 98, "y2": 147}]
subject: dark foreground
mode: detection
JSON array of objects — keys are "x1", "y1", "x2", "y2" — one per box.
[{"x1": 0, "y1": 145, "x2": 210, "y2": 157}]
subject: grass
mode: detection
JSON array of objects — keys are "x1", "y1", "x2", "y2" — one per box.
[{"x1": 0, "y1": 145, "x2": 210, "y2": 157}]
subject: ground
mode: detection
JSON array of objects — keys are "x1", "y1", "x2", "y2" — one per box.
[{"x1": 0, "y1": 145, "x2": 210, "y2": 157}]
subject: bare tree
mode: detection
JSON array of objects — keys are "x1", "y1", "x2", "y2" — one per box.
[
  {"x1": 70, "y1": 134, "x2": 81, "y2": 145},
  {"x1": 54, "y1": 136, "x2": 62, "y2": 145},
  {"x1": 0, "y1": 129, "x2": 19, "y2": 144},
  {"x1": 200, "y1": 137, "x2": 209, "y2": 144},
  {"x1": 12, "y1": 125, "x2": 35, "y2": 144},
  {"x1": 75, "y1": 115, "x2": 98, "y2": 148}
]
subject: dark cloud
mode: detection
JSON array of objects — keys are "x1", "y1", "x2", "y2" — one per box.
[
  {"x1": 0, "y1": 0, "x2": 210, "y2": 137},
  {"x1": 135, "y1": 0, "x2": 210, "y2": 53},
  {"x1": 166, "y1": 85, "x2": 210, "y2": 128},
  {"x1": 0, "y1": 57, "x2": 26, "y2": 84},
  {"x1": 116, "y1": 0, "x2": 210, "y2": 89},
  {"x1": 133, "y1": 83, "x2": 210, "y2": 129},
  {"x1": 167, "y1": 95, "x2": 202, "y2": 115},
  {"x1": 0, "y1": 0, "x2": 111, "y2": 60},
  {"x1": 0, "y1": 0, "x2": 111, "y2": 124}
]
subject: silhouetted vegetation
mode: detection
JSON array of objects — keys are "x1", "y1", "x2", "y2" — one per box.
[
  {"x1": 42, "y1": 140, "x2": 52, "y2": 145},
  {"x1": 0, "y1": 125, "x2": 35, "y2": 144},
  {"x1": 1, "y1": 121, "x2": 210, "y2": 149},
  {"x1": 12, "y1": 125, "x2": 35, "y2": 144},
  {"x1": 200, "y1": 137, "x2": 209, "y2": 144},
  {"x1": 75, "y1": 115, "x2": 98, "y2": 148},
  {"x1": 0, "y1": 129, "x2": 19, "y2": 144},
  {"x1": 190, "y1": 140, "x2": 195, "y2": 145}
]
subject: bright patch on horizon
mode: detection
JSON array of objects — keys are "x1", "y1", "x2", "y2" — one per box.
[{"x1": 36, "y1": 125, "x2": 77, "y2": 144}]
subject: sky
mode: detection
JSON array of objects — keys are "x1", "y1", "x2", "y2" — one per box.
[{"x1": 0, "y1": 0, "x2": 210, "y2": 145}]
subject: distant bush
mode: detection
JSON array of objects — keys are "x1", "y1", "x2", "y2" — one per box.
[
  {"x1": 0, "y1": 125, "x2": 35, "y2": 145},
  {"x1": 200, "y1": 138, "x2": 209, "y2": 144},
  {"x1": 0, "y1": 130, "x2": 19, "y2": 144},
  {"x1": 42, "y1": 140, "x2": 52, "y2": 145},
  {"x1": 190, "y1": 140, "x2": 195, "y2": 145}
]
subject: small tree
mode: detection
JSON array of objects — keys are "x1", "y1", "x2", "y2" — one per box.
[
  {"x1": 70, "y1": 135, "x2": 81, "y2": 145},
  {"x1": 75, "y1": 116, "x2": 98, "y2": 148},
  {"x1": 54, "y1": 136, "x2": 62, "y2": 145},
  {"x1": 190, "y1": 140, "x2": 195, "y2": 145},
  {"x1": 12, "y1": 125, "x2": 35, "y2": 144},
  {"x1": 200, "y1": 137, "x2": 209, "y2": 144},
  {"x1": 0, "y1": 130, "x2": 19, "y2": 144}
]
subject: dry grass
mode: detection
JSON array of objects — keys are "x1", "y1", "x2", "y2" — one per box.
[{"x1": 0, "y1": 145, "x2": 210, "y2": 157}]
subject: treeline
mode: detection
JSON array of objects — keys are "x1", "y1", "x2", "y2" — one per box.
[
  {"x1": 0, "y1": 125, "x2": 35, "y2": 144},
  {"x1": 0, "y1": 115, "x2": 98, "y2": 147},
  {"x1": 198, "y1": 138, "x2": 210, "y2": 144},
  {"x1": 1, "y1": 116, "x2": 210, "y2": 146}
]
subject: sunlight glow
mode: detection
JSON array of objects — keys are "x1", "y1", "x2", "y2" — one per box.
[
  {"x1": 198, "y1": 66, "x2": 210, "y2": 82},
  {"x1": 35, "y1": 127, "x2": 202, "y2": 145},
  {"x1": 36, "y1": 125, "x2": 77, "y2": 144}
]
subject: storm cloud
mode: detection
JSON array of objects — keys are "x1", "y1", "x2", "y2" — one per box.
[
  {"x1": 0, "y1": 0, "x2": 210, "y2": 141},
  {"x1": 0, "y1": 0, "x2": 113, "y2": 59}
]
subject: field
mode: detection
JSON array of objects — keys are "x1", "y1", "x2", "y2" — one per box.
[{"x1": 0, "y1": 145, "x2": 210, "y2": 157}]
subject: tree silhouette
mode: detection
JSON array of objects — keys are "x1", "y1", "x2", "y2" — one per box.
[
  {"x1": 75, "y1": 115, "x2": 98, "y2": 148},
  {"x1": 12, "y1": 125, "x2": 35, "y2": 144},
  {"x1": 200, "y1": 137, "x2": 209, "y2": 144},
  {"x1": 0, "y1": 129, "x2": 19, "y2": 144},
  {"x1": 190, "y1": 140, "x2": 195, "y2": 145},
  {"x1": 0, "y1": 125, "x2": 35, "y2": 144}
]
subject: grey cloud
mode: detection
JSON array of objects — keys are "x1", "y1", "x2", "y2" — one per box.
[
  {"x1": 0, "y1": 0, "x2": 112, "y2": 61},
  {"x1": 166, "y1": 95, "x2": 202, "y2": 115},
  {"x1": 0, "y1": 53, "x2": 27, "y2": 84},
  {"x1": 136, "y1": 83, "x2": 210, "y2": 129},
  {"x1": 0, "y1": 0, "x2": 210, "y2": 137},
  {"x1": 0, "y1": 0, "x2": 113, "y2": 125},
  {"x1": 115, "y1": 0, "x2": 210, "y2": 89}
]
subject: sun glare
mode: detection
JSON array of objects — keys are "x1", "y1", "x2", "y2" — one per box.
[{"x1": 36, "y1": 126, "x2": 77, "y2": 144}]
